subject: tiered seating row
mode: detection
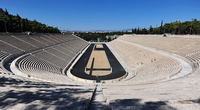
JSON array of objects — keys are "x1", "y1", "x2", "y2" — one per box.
[
  {"x1": 33, "y1": 51, "x2": 66, "y2": 68},
  {"x1": 133, "y1": 58, "x2": 181, "y2": 84},
  {"x1": 18, "y1": 55, "x2": 61, "y2": 74},
  {"x1": 0, "y1": 33, "x2": 80, "y2": 55},
  {"x1": 0, "y1": 33, "x2": 88, "y2": 83},
  {"x1": 0, "y1": 51, "x2": 9, "y2": 61},
  {"x1": 104, "y1": 35, "x2": 200, "y2": 109},
  {"x1": 16, "y1": 37, "x2": 88, "y2": 83},
  {"x1": 0, "y1": 40, "x2": 23, "y2": 54},
  {"x1": 120, "y1": 35, "x2": 200, "y2": 69},
  {"x1": 0, "y1": 33, "x2": 88, "y2": 63},
  {"x1": 108, "y1": 38, "x2": 181, "y2": 84},
  {"x1": 30, "y1": 38, "x2": 88, "y2": 69},
  {"x1": 109, "y1": 39, "x2": 164, "y2": 69},
  {"x1": 0, "y1": 34, "x2": 36, "y2": 52}
]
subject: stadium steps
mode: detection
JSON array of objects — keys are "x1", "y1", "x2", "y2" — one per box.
[
  {"x1": 0, "y1": 33, "x2": 88, "y2": 84},
  {"x1": 0, "y1": 51, "x2": 9, "y2": 62},
  {"x1": 87, "y1": 83, "x2": 110, "y2": 110},
  {"x1": 108, "y1": 39, "x2": 182, "y2": 84}
]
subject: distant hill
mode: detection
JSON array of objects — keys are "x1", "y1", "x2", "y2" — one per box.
[
  {"x1": 0, "y1": 8, "x2": 60, "y2": 33},
  {"x1": 76, "y1": 19, "x2": 200, "y2": 42},
  {"x1": 132, "y1": 19, "x2": 200, "y2": 35}
]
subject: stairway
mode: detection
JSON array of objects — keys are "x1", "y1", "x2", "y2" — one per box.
[{"x1": 88, "y1": 83, "x2": 110, "y2": 110}]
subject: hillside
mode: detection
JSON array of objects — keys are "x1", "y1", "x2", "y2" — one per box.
[
  {"x1": 76, "y1": 19, "x2": 200, "y2": 42},
  {"x1": 0, "y1": 8, "x2": 60, "y2": 33},
  {"x1": 132, "y1": 19, "x2": 200, "y2": 34}
]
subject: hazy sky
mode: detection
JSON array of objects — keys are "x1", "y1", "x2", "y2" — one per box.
[{"x1": 0, "y1": 0, "x2": 200, "y2": 31}]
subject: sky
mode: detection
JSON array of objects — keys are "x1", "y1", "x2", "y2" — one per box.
[{"x1": 0, "y1": 0, "x2": 200, "y2": 31}]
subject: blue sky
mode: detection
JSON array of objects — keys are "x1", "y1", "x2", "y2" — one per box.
[{"x1": 0, "y1": 0, "x2": 200, "y2": 31}]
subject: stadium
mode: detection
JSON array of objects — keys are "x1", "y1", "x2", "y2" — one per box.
[
  {"x1": 1, "y1": 33, "x2": 200, "y2": 110},
  {"x1": 1, "y1": 1, "x2": 200, "y2": 110}
]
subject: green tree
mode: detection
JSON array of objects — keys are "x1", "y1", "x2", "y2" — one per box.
[{"x1": 0, "y1": 8, "x2": 60, "y2": 33}]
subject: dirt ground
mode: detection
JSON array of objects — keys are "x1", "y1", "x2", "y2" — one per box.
[{"x1": 86, "y1": 44, "x2": 111, "y2": 76}]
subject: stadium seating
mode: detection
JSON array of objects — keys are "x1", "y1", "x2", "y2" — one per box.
[
  {"x1": 103, "y1": 35, "x2": 200, "y2": 109},
  {"x1": 33, "y1": 51, "x2": 67, "y2": 68},
  {"x1": 107, "y1": 38, "x2": 182, "y2": 84},
  {"x1": 0, "y1": 34, "x2": 36, "y2": 52},
  {"x1": 0, "y1": 33, "x2": 89, "y2": 84},
  {"x1": 0, "y1": 40, "x2": 23, "y2": 54},
  {"x1": 0, "y1": 51, "x2": 9, "y2": 61},
  {"x1": 119, "y1": 35, "x2": 200, "y2": 69},
  {"x1": 0, "y1": 33, "x2": 95, "y2": 109},
  {"x1": 2, "y1": 33, "x2": 200, "y2": 109}
]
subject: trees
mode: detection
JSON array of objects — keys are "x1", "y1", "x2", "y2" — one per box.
[
  {"x1": 0, "y1": 8, "x2": 9, "y2": 32},
  {"x1": 149, "y1": 26, "x2": 154, "y2": 34},
  {"x1": 0, "y1": 8, "x2": 60, "y2": 33},
  {"x1": 132, "y1": 20, "x2": 200, "y2": 35},
  {"x1": 160, "y1": 20, "x2": 164, "y2": 34},
  {"x1": 162, "y1": 20, "x2": 200, "y2": 34},
  {"x1": 77, "y1": 19, "x2": 200, "y2": 42}
]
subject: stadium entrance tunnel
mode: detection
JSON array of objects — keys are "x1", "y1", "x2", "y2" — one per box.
[{"x1": 70, "y1": 43, "x2": 127, "y2": 83}]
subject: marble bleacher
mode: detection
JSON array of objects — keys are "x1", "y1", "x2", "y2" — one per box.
[
  {"x1": 104, "y1": 35, "x2": 200, "y2": 109},
  {"x1": 107, "y1": 38, "x2": 181, "y2": 84},
  {"x1": 0, "y1": 33, "x2": 89, "y2": 84}
]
